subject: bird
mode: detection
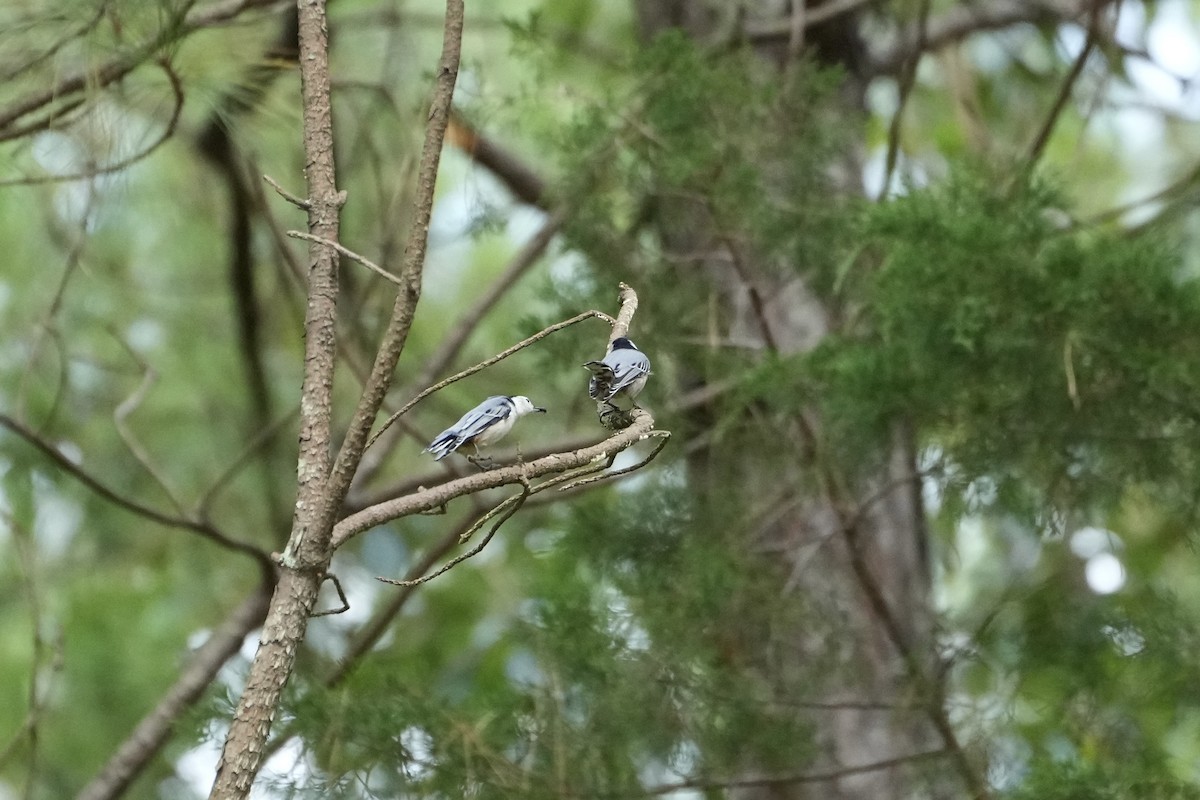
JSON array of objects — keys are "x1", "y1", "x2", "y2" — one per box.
[
  {"x1": 583, "y1": 336, "x2": 651, "y2": 410},
  {"x1": 424, "y1": 395, "x2": 546, "y2": 462}
]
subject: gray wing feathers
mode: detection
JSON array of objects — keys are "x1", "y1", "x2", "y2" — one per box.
[
  {"x1": 585, "y1": 350, "x2": 650, "y2": 402},
  {"x1": 425, "y1": 396, "x2": 513, "y2": 459}
]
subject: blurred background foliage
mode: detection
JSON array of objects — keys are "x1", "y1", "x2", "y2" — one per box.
[{"x1": 4, "y1": 0, "x2": 1200, "y2": 798}]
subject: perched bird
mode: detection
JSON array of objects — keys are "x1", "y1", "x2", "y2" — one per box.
[
  {"x1": 424, "y1": 395, "x2": 546, "y2": 461},
  {"x1": 583, "y1": 336, "x2": 651, "y2": 409}
]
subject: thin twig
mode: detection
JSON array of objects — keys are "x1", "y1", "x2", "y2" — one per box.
[
  {"x1": 641, "y1": 749, "x2": 949, "y2": 795},
  {"x1": 110, "y1": 338, "x2": 185, "y2": 516},
  {"x1": 286, "y1": 230, "x2": 403, "y2": 286},
  {"x1": 878, "y1": 0, "x2": 931, "y2": 201},
  {"x1": 263, "y1": 174, "x2": 311, "y2": 210},
  {"x1": 1023, "y1": 5, "x2": 1103, "y2": 168},
  {"x1": 334, "y1": 409, "x2": 660, "y2": 548},
  {"x1": 0, "y1": 414, "x2": 272, "y2": 568},
  {"x1": 554, "y1": 431, "x2": 671, "y2": 491},
  {"x1": 311, "y1": 573, "x2": 351, "y2": 617},
  {"x1": 365, "y1": 310, "x2": 614, "y2": 451},
  {"x1": 0, "y1": 59, "x2": 186, "y2": 186},
  {"x1": 376, "y1": 481, "x2": 531, "y2": 587}
]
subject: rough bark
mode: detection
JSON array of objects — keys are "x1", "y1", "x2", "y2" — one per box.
[
  {"x1": 208, "y1": 1, "x2": 465, "y2": 795},
  {"x1": 207, "y1": 0, "x2": 344, "y2": 795}
]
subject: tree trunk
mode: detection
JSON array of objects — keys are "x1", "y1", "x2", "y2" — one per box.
[{"x1": 632, "y1": 2, "x2": 950, "y2": 797}]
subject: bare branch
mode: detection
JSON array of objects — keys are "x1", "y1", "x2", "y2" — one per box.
[
  {"x1": 345, "y1": 432, "x2": 604, "y2": 514},
  {"x1": 286, "y1": 230, "x2": 403, "y2": 286},
  {"x1": 0, "y1": 59, "x2": 185, "y2": 186},
  {"x1": 447, "y1": 110, "x2": 548, "y2": 208},
  {"x1": 209, "y1": 2, "x2": 464, "y2": 796},
  {"x1": 641, "y1": 749, "x2": 949, "y2": 795},
  {"x1": 316, "y1": 0, "x2": 466, "y2": 539},
  {"x1": 608, "y1": 283, "x2": 639, "y2": 344},
  {"x1": 334, "y1": 409, "x2": 660, "y2": 549},
  {"x1": 263, "y1": 174, "x2": 311, "y2": 210},
  {"x1": 76, "y1": 585, "x2": 274, "y2": 800},
  {"x1": 0, "y1": 414, "x2": 272, "y2": 568},
  {"x1": 376, "y1": 481, "x2": 531, "y2": 587}
]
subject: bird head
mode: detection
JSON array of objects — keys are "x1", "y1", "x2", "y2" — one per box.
[
  {"x1": 610, "y1": 337, "x2": 638, "y2": 351},
  {"x1": 511, "y1": 396, "x2": 547, "y2": 415}
]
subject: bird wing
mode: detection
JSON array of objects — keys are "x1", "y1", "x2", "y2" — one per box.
[
  {"x1": 425, "y1": 396, "x2": 512, "y2": 458},
  {"x1": 600, "y1": 349, "x2": 650, "y2": 399},
  {"x1": 583, "y1": 359, "x2": 616, "y2": 401},
  {"x1": 584, "y1": 349, "x2": 651, "y2": 401}
]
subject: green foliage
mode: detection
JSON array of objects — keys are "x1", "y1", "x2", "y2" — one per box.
[{"x1": 808, "y1": 167, "x2": 1200, "y2": 509}]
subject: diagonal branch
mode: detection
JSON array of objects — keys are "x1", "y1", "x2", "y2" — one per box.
[
  {"x1": 1023, "y1": 3, "x2": 1104, "y2": 168},
  {"x1": 376, "y1": 481, "x2": 531, "y2": 587},
  {"x1": 0, "y1": 414, "x2": 272, "y2": 569},
  {"x1": 333, "y1": 408, "x2": 661, "y2": 549},
  {"x1": 208, "y1": 3, "x2": 464, "y2": 797},
  {"x1": 286, "y1": 230, "x2": 404, "y2": 286},
  {"x1": 867, "y1": 0, "x2": 1116, "y2": 78},
  {"x1": 76, "y1": 584, "x2": 274, "y2": 800}
]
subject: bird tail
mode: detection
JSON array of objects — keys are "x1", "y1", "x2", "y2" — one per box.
[
  {"x1": 583, "y1": 360, "x2": 615, "y2": 401},
  {"x1": 424, "y1": 432, "x2": 461, "y2": 460}
]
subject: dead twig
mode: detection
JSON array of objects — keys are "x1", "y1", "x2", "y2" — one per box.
[
  {"x1": 0, "y1": 413, "x2": 272, "y2": 569},
  {"x1": 376, "y1": 480, "x2": 532, "y2": 587},
  {"x1": 263, "y1": 174, "x2": 311, "y2": 210},
  {"x1": 286, "y1": 230, "x2": 403, "y2": 286}
]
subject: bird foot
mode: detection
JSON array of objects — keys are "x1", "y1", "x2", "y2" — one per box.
[
  {"x1": 467, "y1": 454, "x2": 498, "y2": 471},
  {"x1": 597, "y1": 402, "x2": 634, "y2": 431}
]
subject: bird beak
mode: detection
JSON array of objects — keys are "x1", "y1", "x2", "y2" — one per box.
[{"x1": 534, "y1": 407, "x2": 547, "y2": 413}]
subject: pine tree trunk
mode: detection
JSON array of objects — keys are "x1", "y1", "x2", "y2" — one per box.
[{"x1": 632, "y1": 2, "x2": 952, "y2": 797}]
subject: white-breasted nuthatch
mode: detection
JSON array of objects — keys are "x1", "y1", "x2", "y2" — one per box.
[
  {"x1": 424, "y1": 395, "x2": 546, "y2": 461},
  {"x1": 583, "y1": 336, "x2": 651, "y2": 409}
]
